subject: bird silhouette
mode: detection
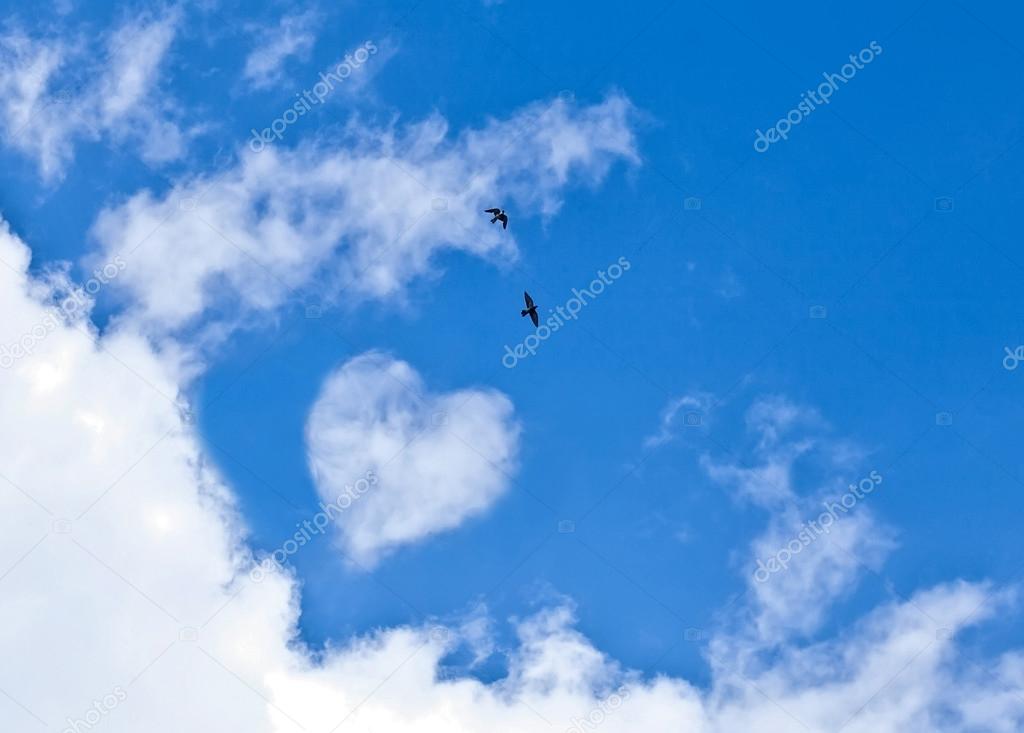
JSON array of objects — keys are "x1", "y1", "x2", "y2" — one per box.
[
  {"x1": 521, "y1": 291, "x2": 539, "y2": 327},
  {"x1": 485, "y1": 208, "x2": 508, "y2": 229}
]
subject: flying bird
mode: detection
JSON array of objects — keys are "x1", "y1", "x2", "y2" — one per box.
[
  {"x1": 485, "y1": 208, "x2": 508, "y2": 229},
  {"x1": 521, "y1": 291, "x2": 539, "y2": 327}
]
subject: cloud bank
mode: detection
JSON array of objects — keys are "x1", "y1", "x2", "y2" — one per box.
[{"x1": 0, "y1": 219, "x2": 1022, "y2": 731}]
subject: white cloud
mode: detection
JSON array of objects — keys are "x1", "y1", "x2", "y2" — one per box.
[
  {"x1": 87, "y1": 93, "x2": 639, "y2": 339},
  {"x1": 744, "y1": 394, "x2": 822, "y2": 450},
  {"x1": 699, "y1": 396, "x2": 898, "y2": 656},
  {"x1": 0, "y1": 218, "x2": 291, "y2": 731},
  {"x1": 98, "y1": 15, "x2": 177, "y2": 125},
  {"x1": 306, "y1": 351, "x2": 519, "y2": 567},
  {"x1": 701, "y1": 447, "x2": 804, "y2": 509},
  {"x1": 243, "y1": 12, "x2": 318, "y2": 90},
  {"x1": 699, "y1": 395, "x2": 823, "y2": 508},
  {"x1": 0, "y1": 9, "x2": 185, "y2": 180},
  {"x1": 696, "y1": 395, "x2": 905, "y2": 675},
  {"x1": 1, "y1": 182, "x2": 1022, "y2": 731},
  {"x1": 743, "y1": 506, "x2": 895, "y2": 642},
  {"x1": 706, "y1": 581, "x2": 1016, "y2": 732},
  {"x1": 644, "y1": 392, "x2": 713, "y2": 448}
]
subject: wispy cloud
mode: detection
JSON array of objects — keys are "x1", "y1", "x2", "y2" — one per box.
[
  {"x1": 88, "y1": 93, "x2": 639, "y2": 341},
  {"x1": 644, "y1": 392, "x2": 713, "y2": 448},
  {"x1": 0, "y1": 9, "x2": 187, "y2": 180},
  {"x1": 242, "y1": 11, "x2": 318, "y2": 90}
]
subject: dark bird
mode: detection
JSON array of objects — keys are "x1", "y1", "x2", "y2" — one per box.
[
  {"x1": 485, "y1": 208, "x2": 508, "y2": 229},
  {"x1": 521, "y1": 291, "x2": 539, "y2": 327}
]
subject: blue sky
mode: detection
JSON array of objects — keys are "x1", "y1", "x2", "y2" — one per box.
[{"x1": 1, "y1": 1, "x2": 1023, "y2": 731}]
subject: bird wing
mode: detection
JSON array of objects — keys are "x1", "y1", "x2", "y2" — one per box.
[
  {"x1": 499, "y1": 214, "x2": 508, "y2": 229},
  {"x1": 485, "y1": 208, "x2": 501, "y2": 214},
  {"x1": 524, "y1": 291, "x2": 535, "y2": 309},
  {"x1": 530, "y1": 310, "x2": 540, "y2": 327}
]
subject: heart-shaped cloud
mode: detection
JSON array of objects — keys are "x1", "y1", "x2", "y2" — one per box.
[{"x1": 306, "y1": 351, "x2": 520, "y2": 567}]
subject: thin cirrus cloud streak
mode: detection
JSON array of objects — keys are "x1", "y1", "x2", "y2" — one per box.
[
  {"x1": 306, "y1": 351, "x2": 520, "y2": 568},
  {"x1": 0, "y1": 228, "x2": 1021, "y2": 731},
  {"x1": 643, "y1": 391, "x2": 714, "y2": 448},
  {"x1": 0, "y1": 9, "x2": 186, "y2": 180},
  {"x1": 242, "y1": 11, "x2": 319, "y2": 90},
  {"x1": 87, "y1": 93, "x2": 639, "y2": 340}
]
